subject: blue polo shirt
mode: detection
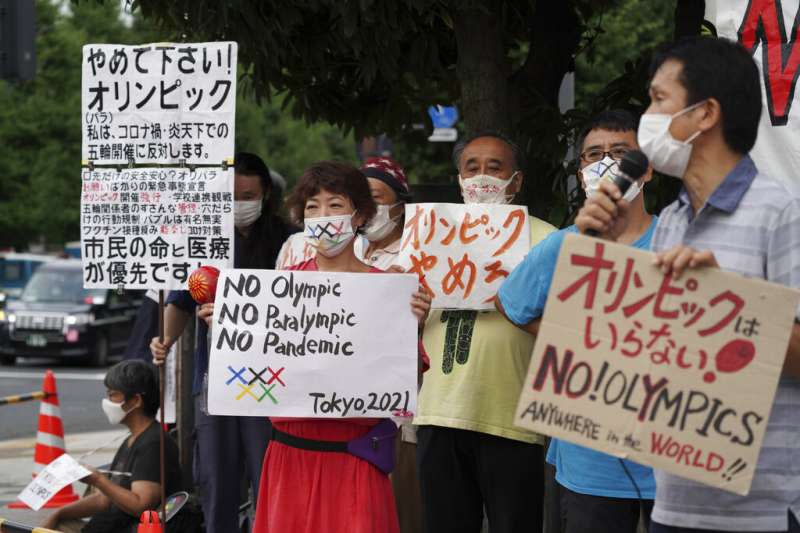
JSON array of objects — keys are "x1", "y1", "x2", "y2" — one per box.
[
  {"x1": 497, "y1": 220, "x2": 657, "y2": 499},
  {"x1": 650, "y1": 156, "x2": 800, "y2": 531}
]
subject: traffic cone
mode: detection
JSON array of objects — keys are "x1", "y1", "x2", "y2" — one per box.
[
  {"x1": 137, "y1": 510, "x2": 163, "y2": 533},
  {"x1": 9, "y1": 369, "x2": 79, "y2": 508}
]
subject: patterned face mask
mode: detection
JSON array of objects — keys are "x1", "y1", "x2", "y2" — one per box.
[
  {"x1": 304, "y1": 213, "x2": 357, "y2": 258},
  {"x1": 581, "y1": 156, "x2": 642, "y2": 203}
]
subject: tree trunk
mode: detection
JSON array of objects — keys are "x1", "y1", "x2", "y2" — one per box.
[
  {"x1": 452, "y1": 1, "x2": 512, "y2": 135},
  {"x1": 674, "y1": 0, "x2": 705, "y2": 40}
]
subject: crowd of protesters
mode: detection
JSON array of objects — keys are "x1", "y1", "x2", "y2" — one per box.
[{"x1": 42, "y1": 36, "x2": 800, "y2": 533}]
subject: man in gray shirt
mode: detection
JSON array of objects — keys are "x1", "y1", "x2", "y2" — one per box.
[{"x1": 576, "y1": 37, "x2": 800, "y2": 533}]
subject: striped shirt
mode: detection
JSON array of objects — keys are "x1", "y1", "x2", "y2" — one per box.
[{"x1": 650, "y1": 155, "x2": 800, "y2": 531}]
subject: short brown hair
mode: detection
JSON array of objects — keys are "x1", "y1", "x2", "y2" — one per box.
[{"x1": 286, "y1": 161, "x2": 377, "y2": 229}]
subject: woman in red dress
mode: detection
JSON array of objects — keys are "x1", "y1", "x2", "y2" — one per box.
[{"x1": 253, "y1": 161, "x2": 430, "y2": 533}]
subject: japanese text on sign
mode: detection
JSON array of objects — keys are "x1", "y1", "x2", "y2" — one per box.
[
  {"x1": 81, "y1": 42, "x2": 237, "y2": 165},
  {"x1": 207, "y1": 269, "x2": 419, "y2": 417},
  {"x1": 515, "y1": 234, "x2": 800, "y2": 495},
  {"x1": 81, "y1": 167, "x2": 234, "y2": 289},
  {"x1": 396, "y1": 203, "x2": 530, "y2": 310},
  {"x1": 17, "y1": 454, "x2": 90, "y2": 511}
]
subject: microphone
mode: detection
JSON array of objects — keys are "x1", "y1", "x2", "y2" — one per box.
[{"x1": 585, "y1": 149, "x2": 649, "y2": 237}]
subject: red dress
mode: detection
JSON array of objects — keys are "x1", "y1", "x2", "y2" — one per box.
[{"x1": 253, "y1": 258, "x2": 400, "y2": 533}]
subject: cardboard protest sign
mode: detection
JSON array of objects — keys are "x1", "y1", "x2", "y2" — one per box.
[
  {"x1": 80, "y1": 166, "x2": 233, "y2": 289},
  {"x1": 705, "y1": 2, "x2": 800, "y2": 189},
  {"x1": 81, "y1": 42, "x2": 237, "y2": 166},
  {"x1": 515, "y1": 234, "x2": 800, "y2": 495},
  {"x1": 17, "y1": 454, "x2": 90, "y2": 511},
  {"x1": 396, "y1": 203, "x2": 530, "y2": 310},
  {"x1": 208, "y1": 269, "x2": 419, "y2": 417}
]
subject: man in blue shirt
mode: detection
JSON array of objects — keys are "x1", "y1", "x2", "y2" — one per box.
[{"x1": 495, "y1": 109, "x2": 657, "y2": 533}]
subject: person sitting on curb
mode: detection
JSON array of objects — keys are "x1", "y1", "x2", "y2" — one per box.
[{"x1": 41, "y1": 360, "x2": 183, "y2": 533}]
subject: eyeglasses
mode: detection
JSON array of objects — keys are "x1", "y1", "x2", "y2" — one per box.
[{"x1": 580, "y1": 147, "x2": 630, "y2": 163}]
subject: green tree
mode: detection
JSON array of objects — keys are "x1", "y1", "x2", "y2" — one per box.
[
  {"x1": 0, "y1": 1, "x2": 356, "y2": 248},
  {"x1": 133, "y1": 0, "x2": 703, "y2": 225},
  {"x1": 0, "y1": 0, "x2": 159, "y2": 248},
  {"x1": 133, "y1": 0, "x2": 614, "y2": 221},
  {"x1": 235, "y1": 92, "x2": 356, "y2": 188}
]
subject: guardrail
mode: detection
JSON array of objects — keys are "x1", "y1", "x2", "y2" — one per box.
[
  {"x1": 0, "y1": 517, "x2": 60, "y2": 533},
  {"x1": 0, "y1": 391, "x2": 50, "y2": 407}
]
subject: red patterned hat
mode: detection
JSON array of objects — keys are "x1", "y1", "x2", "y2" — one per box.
[{"x1": 361, "y1": 157, "x2": 412, "y2": 201}]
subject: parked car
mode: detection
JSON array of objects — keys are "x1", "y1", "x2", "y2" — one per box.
[
  {"x1": 0, "y1": 260, "x2": 143, "y2": 366},
  {"x1": 0, "y1": 253, "x2": 55, "y2": 314}
]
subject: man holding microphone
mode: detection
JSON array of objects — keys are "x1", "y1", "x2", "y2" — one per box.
[{"x1": 576, "y1": 37, "x2": 800, "y2": 533}]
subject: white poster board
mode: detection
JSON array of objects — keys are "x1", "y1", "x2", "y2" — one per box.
[
  {"x1": 395, "y1": 203, "x2": 530, "y2": 310},
  {"x1": 81, "y1": 42, "x2": 237, "y2": 166},
  {"x1": 208, "y1": 269, "x2": 419, "y2": 417},
  {"x1": 80, "y1": 166, "x2": 233, "y2": 289},
  {"x1": 80, "y1": 42, "x2": 237, "y2": 289},
  {"x1": 17, "y1": 454, "x2": 90, "y2": 511}
]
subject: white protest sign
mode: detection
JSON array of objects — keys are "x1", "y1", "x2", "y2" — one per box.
[
  {"x1": 208, "y1": 269, "x2": 419, "y2": 417},
  {"x1": 80, "y1": 166, "x2": 233, "y2": 289},
  {"x1": 395, "y1": 203, "x2": 530, "y2": 310},
  {"x1": 705, "y1": 1, "x2": 800, "y2": 188},
  {"x1": 515, "y1": 234, "x2": 800, "y2": 495},
  {"x1": 81, "y1": 42, "x2": 237, "y2": 165},
  {"x1": 17, "y1": 454, "x2": 90, "y2": 511}
]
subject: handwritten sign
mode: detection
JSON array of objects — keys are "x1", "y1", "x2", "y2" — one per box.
[
  {"x1": 81, "y1": 42, "x2": 237, "y2": 166},
  {"x1": 515, "y1": 234, "x2": 800, "y2": 495},
  {"x1": 207, "y1": 269, "x2": 419, "y2": 417},
  {"x1": 17, "y1": 454, "x2": 90, "y2": 511},
  {"x1": 80, "y1": 167, "x2": 233, "y2": 289},
  {"x1": 396, "y1": 203, "x2": 530, "y2": 310}
]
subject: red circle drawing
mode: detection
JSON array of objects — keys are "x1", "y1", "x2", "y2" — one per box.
[{"x1": 715, "y1": 339, "x2": 756, "y2": 374}]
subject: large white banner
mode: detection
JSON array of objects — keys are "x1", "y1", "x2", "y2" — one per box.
[
  {"x1": 208, "y1": 269, "x2": 419, "y2": 418},
  {"x1": 81, "y1": 42, "x2": 237, "y2": 166},
  {"x1": 395, "y1": 203, "x2": 530, "y2": 310},
  {"x1": 706, "y1": 0, "x2": 800, "y2": 187}
]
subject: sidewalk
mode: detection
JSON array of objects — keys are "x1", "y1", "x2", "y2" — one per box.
[{"x1": 0, "y1": 429, "x2": 124, "y2": 527}]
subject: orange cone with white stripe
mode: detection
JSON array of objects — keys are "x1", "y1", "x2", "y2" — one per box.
[
  {"x1": 9, "y1": 369, "x2": 79, "y2": 508},
  {"x1": 136, "y1": 510, "x2": 163, "y2": 533}
]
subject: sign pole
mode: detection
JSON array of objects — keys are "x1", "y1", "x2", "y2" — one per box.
[{"x1": 158, "y1": 288, "x2": 166, "y2": 526}]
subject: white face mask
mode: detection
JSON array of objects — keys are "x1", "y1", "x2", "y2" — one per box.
[
  {"x1": 581, "y1": 156, "x2": 642, "y2": 203},
  {"x1": 101, "y1": 398, "x2": 130, "y2": 425},
  {"x1": 304, "y1": 213, "x2": 357, "y2": 258},
  {"x1": 364, "y1": 203, "x2": 401, "y2": 242},
  {"x1": 637, "y1": 101, "x2": 704, "y2": 178},
  {"x1": 458, "y1": 172, "x2": 518, "y2": 204},
  {"x1": 234, "y1": 199, "x2": 263, "y2": 229}
]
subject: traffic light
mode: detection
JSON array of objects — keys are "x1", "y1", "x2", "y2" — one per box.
[{"x1": 0, "y1": 0, "x2": 35, "y2": 81}]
